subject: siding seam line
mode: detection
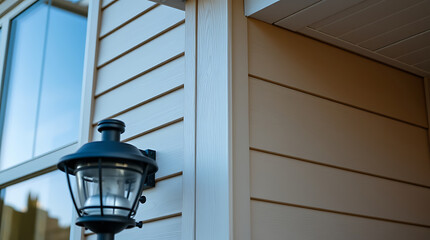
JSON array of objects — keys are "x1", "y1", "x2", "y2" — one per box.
[
  {"x1": 251, "y1": 197, "x2": 430, "y2": 229},
  {"x1": 250, "y1": 147, "x2": 430, "y2": 189},
  {"x1": 99, "y1": 3, "x2": 160, "y2": 39},
  {"x1": 156, "y1": 171, "x2": 183, "y2": 183},
  {"x1": 93, "y1": 84, "x2": 184, "y2": 123},
  {"x1": 101, "y1": 0, "x2": 117, "y2": 10},
  {"x1": 95, "y1": 52, "x2": 185, "y2": 97},
  {"x1": 97, "y1": 19, "x2": 185, "y2": 68},
  {"x1": 122, "y1": 117, "x2": 184, "y2": 142},
  {"x1": 249, "y1": 74, "x2": 428, "y2": 129},
  {"x1": 139, "y1": 212, "x2": 182, "y2": 224}
]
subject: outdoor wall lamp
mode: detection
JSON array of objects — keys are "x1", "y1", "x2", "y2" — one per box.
[{"x1": 57, "y1": 119, "x2": 158, "y2": 240}]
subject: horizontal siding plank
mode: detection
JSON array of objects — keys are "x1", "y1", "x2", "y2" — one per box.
[
  {"x1": 98, "y1": 5, "x2": 184, "y2": 67},
  {"x1": 249, "y1": 78, "x2": 430, "y2": 186},
  {"x1": 101, "y1": 0, "x2": 116, "y2": 9},
  {"x1": 248, "y1": 19, "x2": 427, "y2": 127},
  {"x1": 86, "y1": 235, "x2": 96, "y2": 240},
  {"x1": 100, "y1": 0, "x2": 156, "y2": 37},
  {"x1": 136, "y1": 176, "x2": 182, "y2": 222},
  {"x1": 127, "y1": 121, "x2": 183, "y2": 180},
  {"x1": 251, "y1": 200, "x2": 430, "y2": 240},
  {"x1": 251, "y1": 150, "x2": 430, "y2": 225},
  {"x1": 86, "y1": 216, "x2": 181, "y2": 240},
  {"x1": 94, "y1": 56, "x2": 185, "y2": 122},
  {"x1": 116, "y1": 216, "x2": 181, "y2": 240},
  {"x1": 92, "y1": 88, "x2": 184, "y2": 141},
  {"x1": 96, "y1": 23, "x2": 185, "y2": 95}
]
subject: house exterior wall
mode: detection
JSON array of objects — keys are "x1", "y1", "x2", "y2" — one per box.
[
  {"x1": 82, "y1": 0, "x2": 185, "y2": 239},
  {"x1": 247, "y1": 18, "x2": 430, "y2": 239},
  {"x1": 2, "y1": 0, "x2": 430, "y2": 239}
]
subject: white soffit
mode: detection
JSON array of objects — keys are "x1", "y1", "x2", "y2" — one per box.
[{"x1": 246, "y1": 0, "x2": 430, "y2": 77}]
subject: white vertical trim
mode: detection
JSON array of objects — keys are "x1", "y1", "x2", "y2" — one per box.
[
  {"x1": 232, "y1": 0, "x2": 251, "y2": 239},
  {"x1": 0, "y1": 18, "x2": 10, "y2": 108},
  {"x1": 78, "y1": 0, "x2": 101, "y2": 145},
  {"x1": 195, "y1": 0, "x2": 232, "y2": 239},
  {"x1": 72, "y1": 1, "x2": 101, "y2": 239},
  {"x1": 182, "y1": 0, "x2": 197, "y2": 239}
]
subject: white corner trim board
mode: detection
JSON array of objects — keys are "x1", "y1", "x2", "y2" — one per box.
[{"x1": 195, "y1": 0, "x2": 232, "y2": 239}]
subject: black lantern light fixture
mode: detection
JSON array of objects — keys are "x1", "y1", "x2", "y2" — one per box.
[{"x1": 58, "y1": 119, "x2": 158, "y2": 240}]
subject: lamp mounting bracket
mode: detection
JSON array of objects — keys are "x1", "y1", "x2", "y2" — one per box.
[{"x1": 141, "y1": 149, "x2": 156, "y2": 190}]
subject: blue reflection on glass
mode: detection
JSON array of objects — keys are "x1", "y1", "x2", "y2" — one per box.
[
  {"x1": 0, "y1": 3, "x2": 48, "y2": 169},
  {"x1": 34, "y1": 6, "x2": 86, "y2": 156},
  {"x1": 0, "y1": 2, "x2": 86, "y2": 169}
]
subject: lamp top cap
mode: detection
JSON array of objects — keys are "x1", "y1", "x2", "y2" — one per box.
[{"x1": 98, "y1": 119, "x2": 125, "y2": 134}]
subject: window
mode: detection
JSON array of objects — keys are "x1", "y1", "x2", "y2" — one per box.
[
  {"x1": 0, "y1": 1, "x2": 88, "y2": 240},
  {"x1": 0, "y1": 0, "x2": 87, "y2": 170},
  {"x1": 0, "y1": 171, "x2": 74, "y2": 240}
]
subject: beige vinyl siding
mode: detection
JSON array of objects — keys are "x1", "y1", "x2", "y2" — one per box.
[
  {"x1": 85, "y1": 0, "x2": 185, "y2": 239},
  {"x1": 248, "y1": 19, "x2": 430, "y2": 239},
  {"x1": 250, "y1": 77, "x2": 430, "y2": 186},
  {"x1": 96, "y1": 24, "x2": 185, "y2": 96},
  {"x1": 101, "y1": 0, "x2": 116, "y2": 9},
  {"x1": 251, "y1": 201, "x2": 430, "y2": 240},
  {"x1": 97, "y1": 5, "x2": 184, "y2": 67},
  {"x1": 99, "y1": 0, "x2": 156, "y2": 38},
  {"x1": 93, "y1": 57, "x2": 184, "y2": 123},
  {"x1": 85, "y1": 217, "x2": 181, "y2": 240},
  {"x1": 249, "y1": 19, "x2": 427, "y2": 128}
]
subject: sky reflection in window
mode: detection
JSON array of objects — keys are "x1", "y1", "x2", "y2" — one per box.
[{"x1": 0, "y1": 1, "x2": 87, "y2": 169}]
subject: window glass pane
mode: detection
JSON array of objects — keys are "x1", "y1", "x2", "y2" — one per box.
[
  {"x1": 0, "y1": 171, "x2": 74, "y2": 240},
  {"x1": 34, "y1": 6, "x2": 86, "y2": 155},
  {"x1": 0, "y1": 1, "x2": 86, "y2": 169},
  {"x1": 0, "y1": 3, "x2": 49, "y2": 169}
]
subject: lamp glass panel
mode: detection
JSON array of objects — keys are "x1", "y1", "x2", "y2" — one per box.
[{"x1": 75, "y1": 164, "x2": 143, "y2": 216}]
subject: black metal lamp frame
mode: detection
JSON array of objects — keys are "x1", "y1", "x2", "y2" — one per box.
[{"x1": 58, "y1": 119, "x2": 158, "y2": 240}]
